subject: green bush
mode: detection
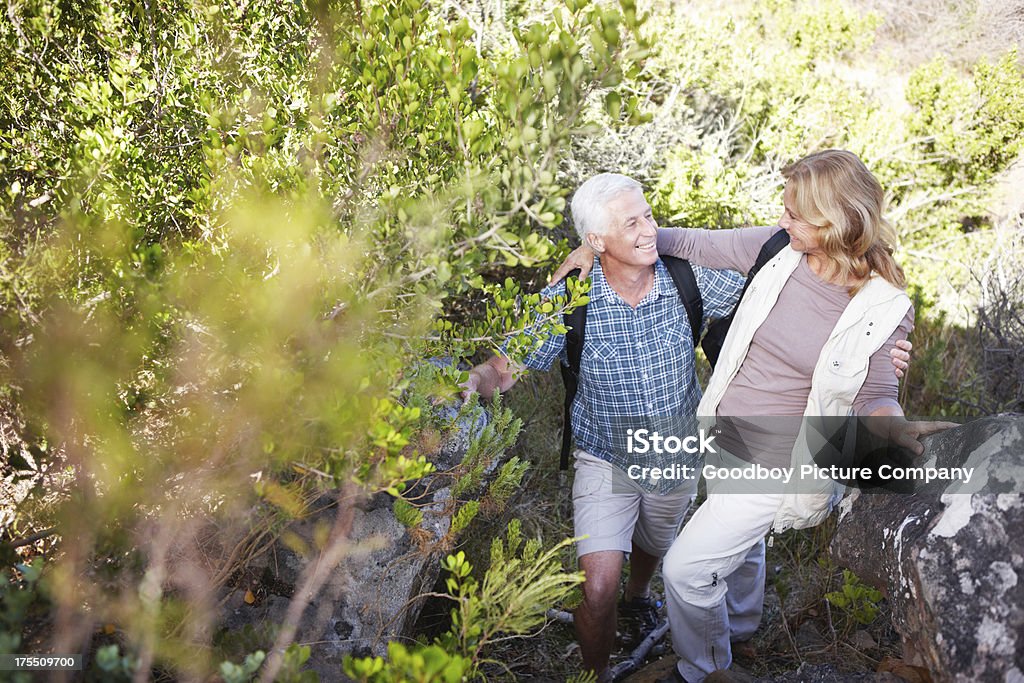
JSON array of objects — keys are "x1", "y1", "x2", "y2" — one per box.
[
  {"x1": 344, "y1": 521, "x2": 584, "y2": 681},
  {"x1": 825, "y1": 569, "x2": 883, "y2": 630},
  {"x1": 0, "y1": 0, "x2": 644, "y2": 678}
]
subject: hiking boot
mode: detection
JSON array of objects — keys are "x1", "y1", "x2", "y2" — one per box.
[
  {"x1": 655, "y1": 664, "x2": 689, "y2": 683},
  {"x1": 705, "y1": 669, "x2": 755, "y2": 682},
  {"x1": 730, "y1": 639, "x2": 758, "y2": 664},
  {"x1": 619, "y1": 594, "x2": 661, "y2": 644}
]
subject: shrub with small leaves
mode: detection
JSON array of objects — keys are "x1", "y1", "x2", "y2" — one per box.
[
  {"x1": 392, "y1": 497, "x2": 425, "y2": 529},
  {"x1": 0, "y1": 0, "x2": 645, "y2": 678},
  {"x1": 345, "y1": 522, "x2": 583, "y2": 680},
  {"x1": 826, "y1": 569, "x2": 884, "y2": 630}
]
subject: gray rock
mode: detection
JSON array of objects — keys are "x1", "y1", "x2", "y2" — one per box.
[
  {"x1": 832, "y1": 415, "x2": 1024, "y2": 683},
  {"x1": 850, "y1": 629, "x2": 877, "y2": 652},
  {"x1": 217, "y1": 383, "x2": 501, "y2": 681},
  {"x1": 793, "y1": 621, "x2": 826, "y2": 651}
]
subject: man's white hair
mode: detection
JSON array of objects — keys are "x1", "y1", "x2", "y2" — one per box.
[{"x1": 570, "y1": 173, "x2": 643, "y2": 242}]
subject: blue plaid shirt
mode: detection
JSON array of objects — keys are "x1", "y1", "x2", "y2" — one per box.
[{"x1": 518, "y1": 257, "x2": 745, "y2": 478}]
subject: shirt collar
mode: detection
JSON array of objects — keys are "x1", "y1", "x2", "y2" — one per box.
[{"x1": 589, "y1": 257, "x2": 671, "y2": 303}]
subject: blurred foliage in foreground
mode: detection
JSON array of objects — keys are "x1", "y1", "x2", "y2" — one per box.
[
  {"x1": 1, "y1": 0, "x2": 1022, "y2": 680},
  {"x1": 1, "y1": 0, "x2": 639, "y2": 678}
]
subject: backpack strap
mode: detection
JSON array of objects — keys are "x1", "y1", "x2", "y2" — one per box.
[
  {"x1": 750, "y1": 229, "x2": 791, "y2": 279},
  {"x1": 559, "y1": 270, "x2": 586, "y2": 470},
  {"x1": 661, "y1": 255, "x2": 704, "y2": 347},
  {"x1": 702, "y1": 230, "x2": 791, "y2": 368}
]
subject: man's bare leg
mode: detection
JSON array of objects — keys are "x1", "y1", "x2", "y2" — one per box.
[
  {"x1": 577, "y1": 550, "x2": 624, "y2": 682},
  {"x1": 624, "y1": 541, "x2": 660, "y2": 601}
]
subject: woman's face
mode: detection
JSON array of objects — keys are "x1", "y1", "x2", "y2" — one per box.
[{"x1": 779, "y1": 184, "x2": 823, "y2": 254}]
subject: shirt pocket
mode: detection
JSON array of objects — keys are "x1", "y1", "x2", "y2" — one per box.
[
  {"x1": 580, "y1": 339, "x2": 625, "y2": 389},
  {"x1": 647, "y1": 322, "x2": 691, "y2": 383}
]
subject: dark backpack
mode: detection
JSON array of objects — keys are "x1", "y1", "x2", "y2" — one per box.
[{"x1": 558, "y1": 230, "x2": 791, "y2": 469}]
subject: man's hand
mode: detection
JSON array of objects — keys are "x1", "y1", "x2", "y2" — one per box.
[
  {"x1": 890, "y1": 339, "x2": 912, "y2": 379},
  {"x1": 549, "y1": 244, "x2": 596, "y2": 285},
  {"x1": 460, "y1": 356, "x2": 521, "y2": 402},
  {"x1": 460, "y1": 370, "x2": 482, "y2": 402}
]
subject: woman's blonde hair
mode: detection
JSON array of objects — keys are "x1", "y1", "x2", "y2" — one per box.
[{"x1": 782, "y1": 149, "x2": 905, "y2": 292}]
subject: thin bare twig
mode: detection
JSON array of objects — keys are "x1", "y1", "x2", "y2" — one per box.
[
  {"x1": 9, "y1": 527, "x2": 58, "y2": 548},
  {"x1": 777, "y1": 594, "x2": 804, "y2": 665}
]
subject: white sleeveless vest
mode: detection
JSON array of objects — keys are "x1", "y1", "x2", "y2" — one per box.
[{"x1": 697, "y1": 246, "x2": 912, "y2": 531}]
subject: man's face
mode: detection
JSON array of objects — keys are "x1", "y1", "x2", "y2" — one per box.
[{"x1": 588, "y1": 188, "x2": 658, "y2": 268}]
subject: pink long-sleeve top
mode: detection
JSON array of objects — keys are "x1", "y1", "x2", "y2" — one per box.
[{"x1": 657, "y1": 225, "x2": 913, "y2": 466}]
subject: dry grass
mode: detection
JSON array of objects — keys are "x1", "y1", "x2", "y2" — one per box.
[{"x1": 851, "y1": 0, "x2": 1024, "y2": 68}]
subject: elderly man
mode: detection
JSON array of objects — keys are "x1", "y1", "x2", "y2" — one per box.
[
  {"x1": 463, "y1": 173, "x2": 744, "y2": 682},
  {"x1": 464, "y1": 173, "x2": 909, "y2": 681}
]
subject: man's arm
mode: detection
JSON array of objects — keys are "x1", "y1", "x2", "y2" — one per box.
[
  {"x1": 462, "y1": 278, "x2": 569, "y2": 400},
  {"x1": 462, "y1": 355, "x2": 525, "y2": 400}
]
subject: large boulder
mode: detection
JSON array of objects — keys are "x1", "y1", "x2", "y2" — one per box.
[
  {"x1": 831, "y1": 415, "x2": 1024, "y2": 682},
  {"x1": 219, "y1": 398, "x2": 495, "y2": 681}
]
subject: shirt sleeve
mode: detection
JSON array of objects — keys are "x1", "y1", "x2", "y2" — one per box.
[
  {"x1": 499, "y1": 280, "x2": 570, "y2": 372},
  {"x1": 854, "y1": 306, "x2": 915, "y2": 415},
  {"x1": 657, "y1": 225, "x2": 782, "y2": 273},
  {"x1": 692, "y1": 264, "x2": 746, "y2": 322}
]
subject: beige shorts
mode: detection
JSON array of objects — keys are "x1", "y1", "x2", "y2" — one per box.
[{"x1": 572, "y1": 450, "x2": 697, "y2": 558}]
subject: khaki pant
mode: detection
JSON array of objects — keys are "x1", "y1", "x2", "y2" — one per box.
[
  {"x1": 572, "y1": 450, "x2": 697, "y2": 558},
  {"x1": 662, "y1": 491, "x2": 783, "y2": 682}
]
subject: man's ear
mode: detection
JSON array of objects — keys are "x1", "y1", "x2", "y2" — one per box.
[{"x1": 585, "y1": 232, "x2": 604, "y2": 254}]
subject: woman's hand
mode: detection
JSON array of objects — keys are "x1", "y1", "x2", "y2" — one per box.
[
  {"x1": 549, "y1": 244, "x2": 596, "y2": 285},
  {"x1": 888, "y1": 416, "x2": 959, "y2": 456},
  {"x1": 866, "y1": 405, "x2": 958, "y2": 456},
  {"x1": 890, "y1": 339, "x2": 912, "y2": 379}
]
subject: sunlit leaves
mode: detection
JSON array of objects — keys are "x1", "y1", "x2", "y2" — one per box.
[{"x1": 0, "y1": 0, "x2": 644, "y2": 678}]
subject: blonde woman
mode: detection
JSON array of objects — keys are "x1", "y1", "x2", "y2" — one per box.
[{"x1": 553, "y1": 150, "x2": 952, "y2": 681}]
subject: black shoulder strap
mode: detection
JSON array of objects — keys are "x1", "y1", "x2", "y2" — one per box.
[
  {"x1": 559, "y1": 270, "x2": 586, "y2": 470},
  {"x1": 660, "y1": 255, "x2": 703, "y2": 347},
  {"x1": 749, "y1": 229, "x2": 791, "y2": 280}
]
